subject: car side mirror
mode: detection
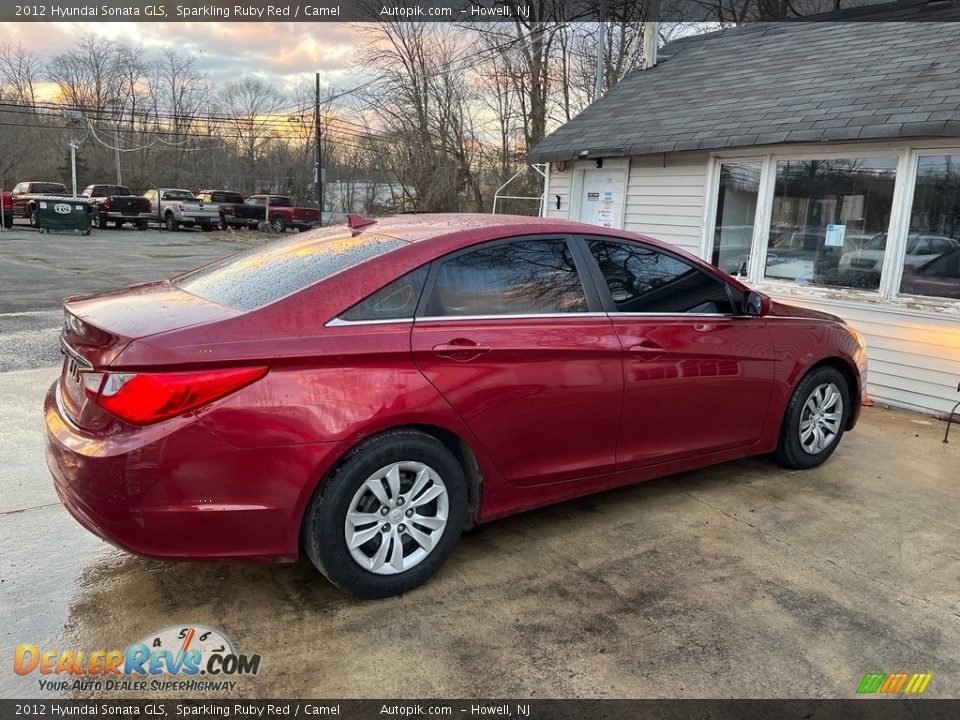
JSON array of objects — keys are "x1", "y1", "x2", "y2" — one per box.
[{"x1": 745, "y1": 290, "x2": 770, "y2": 317}]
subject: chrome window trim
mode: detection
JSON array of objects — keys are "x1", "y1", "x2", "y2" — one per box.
[
  {"x1": 325, "y1": 317, "x2": 415, "y2": 327},
  {"x1": 605, "y1": 312, "x2": 732, "y2": 318},
  {"x1": 415, "y1": 312, "x2": 609, "y2": 323}
]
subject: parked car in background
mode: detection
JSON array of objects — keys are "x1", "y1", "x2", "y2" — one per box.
[
  {"x1": 839, "y1": 233, "x2": 959, "y2": 276},
  {"x1": 10, "y1": 182, "x2": 70, "y2": 226},
  {"x1": 245, "y1": 195, "x2": 321, "y2": 232},
  {"x1": 81, "y1": 185, "x2": 152, "y2": 230},
  {"x1": 46, "y1": 214, "x2": 867, "y2": 599},
  {"x1": 900, "y1": 245, "x2": 960, "y2": 299},
  {"x1": 142, "y1": 188, "x2": 219, "y2": 232},
  {"x1": 196, "y1": 190, "x2": 264, "y2": 229},
  {"x1": 1, "y1": 190, "x2": 12, "y2": 229}
]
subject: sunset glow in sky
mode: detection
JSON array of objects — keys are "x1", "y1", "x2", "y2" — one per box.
[{"x1": 1, "y1": 21, "x2": 362, "y2": 100}]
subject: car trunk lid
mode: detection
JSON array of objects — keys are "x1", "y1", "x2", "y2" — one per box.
[{"x1": 58, "y1": 281, "x2": 241, "y2": 430}]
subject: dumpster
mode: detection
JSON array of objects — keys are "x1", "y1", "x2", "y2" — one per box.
[{"x1": 36, "y1": 196, "x2": 92, "y2": 235}]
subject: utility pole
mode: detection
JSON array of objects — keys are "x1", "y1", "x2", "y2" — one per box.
[
  {"x1": 70, "y1": 139, "x2": 79, "y2": 196},
  {"x1": 595, "y1": 0, "x2": 607, "y2": 100},
  {"x1": 315, "y1": 72, "x2": 324, "y2": 226},
  {"x1": 114, "y1": 124, "x2": 122, "y2": 185}
]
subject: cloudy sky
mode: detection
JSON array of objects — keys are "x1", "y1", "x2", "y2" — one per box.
[{"x1": 1, "y1": 22, "x2": 365, "y2": 97}]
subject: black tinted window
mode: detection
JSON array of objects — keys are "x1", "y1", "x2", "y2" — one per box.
[
  {"x1": 175, "y1": 228, "x2": 405, "y2": 311},
  {"x1": 425, "y1": 239, "x2": 587, "y2": 316},
  {"x1": 587, "y1": 240, "x2": 734, "y2": 314},
  {"x1": 340, "y1": 266, "x2": 428, "y2": 321}
]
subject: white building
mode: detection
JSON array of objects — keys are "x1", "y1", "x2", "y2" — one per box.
[{"x1": 532, "y1": 18, "x2": 960, "y2": 416}]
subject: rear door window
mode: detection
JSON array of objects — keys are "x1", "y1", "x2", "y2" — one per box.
[
  {"x1": 340, "y1": 266, "x2": 428, "y2": 321},
  {"x1": 423, "y1": 239, "x2": 588, "y2": 317}
]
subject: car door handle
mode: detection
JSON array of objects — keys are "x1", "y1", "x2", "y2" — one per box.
[
  {"x1": 628, "y1": 340, "x2": 665, "y2": 360},
  {"x1": 432, "y1": 340, "x2": 492, "y2": 362}
]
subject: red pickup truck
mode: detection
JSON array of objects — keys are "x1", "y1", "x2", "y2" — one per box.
[{"x1": 245, "y1": 195, "x2": 321, "y2": 232}]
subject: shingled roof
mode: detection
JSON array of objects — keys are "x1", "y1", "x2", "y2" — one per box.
[{"x1": 529, "y1": 19, "x2": 960, "y2": 163}]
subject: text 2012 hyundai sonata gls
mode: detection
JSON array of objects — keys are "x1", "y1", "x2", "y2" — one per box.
[{"x1": 45, "y1": 214, "x2": 868, "y2": 598}]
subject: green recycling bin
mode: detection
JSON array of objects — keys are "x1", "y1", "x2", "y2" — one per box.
[{"x1": 36, "y1": 196, "x2": 92, "y2": 235}]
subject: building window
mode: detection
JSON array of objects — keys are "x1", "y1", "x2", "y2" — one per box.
[
  {"x1": 712, "y1": 162, "x2": 760, "y2": 276},
  {"x1": 764, "y1": 157, "x2": 898, "y2": 290},
  {"x1": 899, "y1": 154, "x2": 960, "y2": 300}
]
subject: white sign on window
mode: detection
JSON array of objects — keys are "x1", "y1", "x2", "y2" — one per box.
[{"x1": 824, "y1": 224, "x2": 846, "y2": 247}]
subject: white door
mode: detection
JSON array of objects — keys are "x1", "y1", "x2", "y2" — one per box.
[{"x1": 578, "y1": 169, "x2": 625, "y2": 228}]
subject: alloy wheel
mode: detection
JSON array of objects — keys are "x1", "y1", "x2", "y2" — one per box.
[
  {"x1": 799, "y1": 382, "x2": 844, "y2": 454},
  {"x1": 344, "y1": 461, "x2": 449, "y2": 575}
]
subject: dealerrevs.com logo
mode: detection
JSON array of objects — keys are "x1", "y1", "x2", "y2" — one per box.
[{"x1": 14, "y1": 625, "x2": 261, "y2": 693}]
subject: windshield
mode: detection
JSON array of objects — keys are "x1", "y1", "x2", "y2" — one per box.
[{"x1": 174, "y1": 227, "x2": 406, "y2": 311}]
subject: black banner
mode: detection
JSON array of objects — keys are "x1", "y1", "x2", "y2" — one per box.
[
  {"x1": 2, "y1": 700, "x2": 960, "y2": 720},
  {"x1": 3, "y1": 0, "x2": 960, "y2": 23}
]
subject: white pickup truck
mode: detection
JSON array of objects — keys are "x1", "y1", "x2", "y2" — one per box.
[{"x1": 143, "y1": 188, "x2": 219, "y2": 232}]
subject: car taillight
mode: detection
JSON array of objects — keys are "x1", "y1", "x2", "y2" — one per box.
[
  {"x1": 80, "y1": 367, "x2": 268, "y2": 425},
  {"x1": 178, "y1": 202, "x2": 185, "y2": 212},
  {"x1": 102, "y1": 198, "x2": 111, "y2": 210}
]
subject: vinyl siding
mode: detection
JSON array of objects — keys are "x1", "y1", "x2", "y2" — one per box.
[
  {"x1": 544, "y1": 168, "x2": 570, "y2": 220},
  {"x1": 624, "y1": 153, "x2": 709, "y2": 255}
]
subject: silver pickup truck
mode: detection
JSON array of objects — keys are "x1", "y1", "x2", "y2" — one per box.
[{"x1": 143, "y1": 188, "x2": 219, "y2": 232}]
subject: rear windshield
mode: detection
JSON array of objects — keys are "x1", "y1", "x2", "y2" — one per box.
[
  {"x1": 174, "y1": 227, "x2": 406, "y2": 310},
  {"x1": 32, "y1": 183, "x2": 66, "y2": 193},
  {"x1": 163, "y1": 190, "x2": 194, "y2": 200},
  {"x1": 95, "y1": 185, "x2": 131, "y2": 196}
]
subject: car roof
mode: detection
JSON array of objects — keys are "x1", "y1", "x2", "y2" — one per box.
[{"x1": 354, "y1": 213, "x2": 661, "y2": 248}]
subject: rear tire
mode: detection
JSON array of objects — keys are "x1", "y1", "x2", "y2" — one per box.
[
  {"x1": 164, "y1": 213, "x2": 179, "y2": 232},
  {"x1": 271, "y1": 215, "x2": 286, "y2": 233},
  {"x1": 776, "y1": 366, "x2": 851, "y2": 469},
  {"x1": 97, "y1": 212, "x2": 109, "y2": 230},
  {"x1": 135, "y1": 220, "x2": 147, "y2": 231},
  {"x1": 303, "y1": 430, "x2": 467, "y2": 599},
  {"x1": 2, "y1": 214, "x2": 11, "y2": 229}
]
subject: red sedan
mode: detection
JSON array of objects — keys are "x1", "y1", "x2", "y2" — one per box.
[{"x1": 45, "y1": 214, "x2": 868, "y2": 598}]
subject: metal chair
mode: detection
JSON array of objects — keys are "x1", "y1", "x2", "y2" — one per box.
[{"x1": 944, "y1": 379, "x2": 960, "y2": 443}]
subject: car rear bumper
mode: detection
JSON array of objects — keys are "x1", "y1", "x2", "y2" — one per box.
[
  {"x1": 102, "y1": 211, "x2": 152, "y2": 221},
  {"x1": 44, "y1": 381, "x2": 344, "y2": 562}
]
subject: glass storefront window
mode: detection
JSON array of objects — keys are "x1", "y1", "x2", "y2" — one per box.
[
  {"x1": 712, "y1": 162, "x2": 760, "y2": 277},
  {"x1": 899, "y1": 155, "x2": 960, "y2": 299},
  {"x1": 765, "y1": 157, "x2": 897, "y2": 289}
]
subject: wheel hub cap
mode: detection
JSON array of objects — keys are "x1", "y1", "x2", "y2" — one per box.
[
  {"x1": 799, "y1": 382, "x2": 844, "y2": 455},
  {"x1": 344, "y1": 461, "x2": 449, "y2": 576}
]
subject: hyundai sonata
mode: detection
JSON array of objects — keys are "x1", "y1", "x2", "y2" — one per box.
[{"x1": 45, "y1": 214, "x2": 867, "y2": 598}]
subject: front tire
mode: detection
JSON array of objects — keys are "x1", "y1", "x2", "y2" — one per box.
[
  {"x1": 303, "y1": 430, "x2": 467, "y2": 599},
  {"x1": 776, "y1": 366, "x2": 850, "y2": 469}
]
